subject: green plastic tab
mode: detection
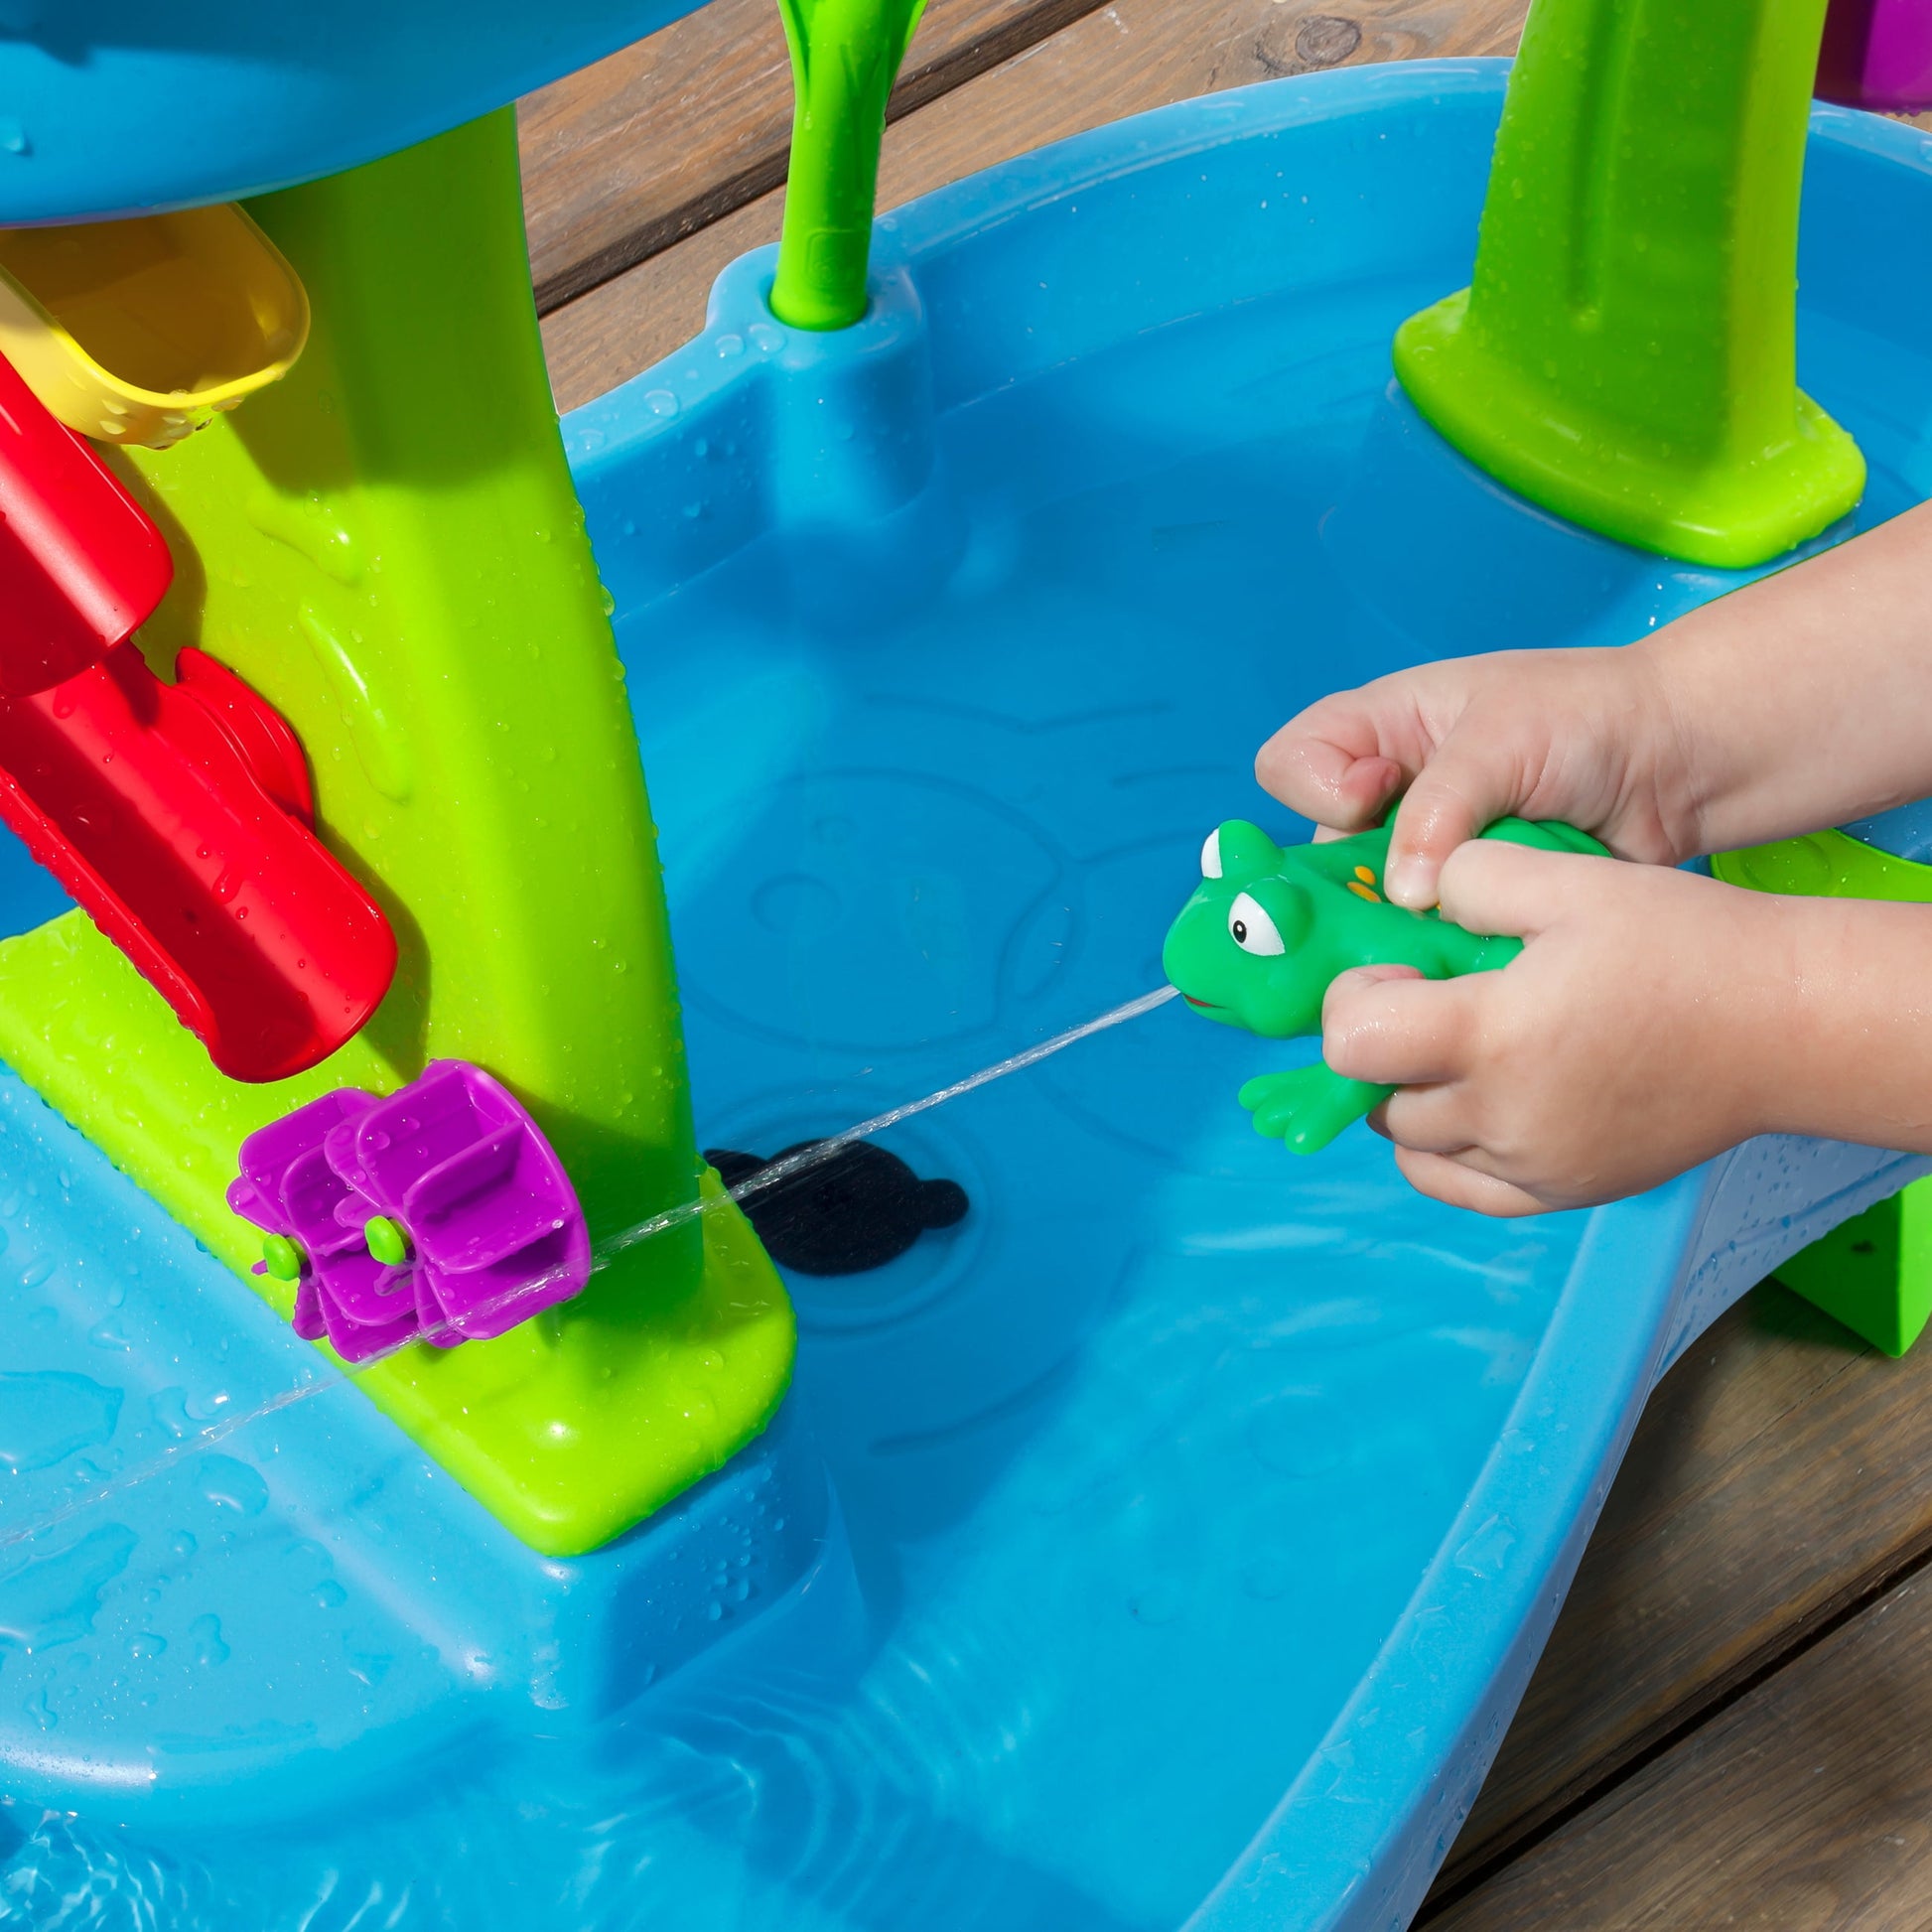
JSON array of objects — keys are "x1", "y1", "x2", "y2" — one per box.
[
  {"x1": 261, "y1": 1233, "x2": 306, "y2": 1284},
  {"x1": 1716, "y1": 828, "x2": 1932, "y2": 1357},
  {"x1": 770, "y1": 0, "x2": 927, "y2": 330},
  {"x1": 1394, "y1": 0, "x2": 1864, "y2": 568},
  {"x1": 363, "y1": 1215, "x2": 410, "y2": 1268},
  {"x1": 0, "y1": 112, "x2": 794, "y2": 1557}
]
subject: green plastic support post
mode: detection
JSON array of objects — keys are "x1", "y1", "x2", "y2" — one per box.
[
  {"x1": 1715, "y1": 829, "x2": 1932, "y2": 1357},
  {"x1": 1394, "y1": 0, "x2": 1865, "y2": 568},
  {"x1": 769, "y1": 0, "x2": 927, "y2": 330},
  {"x1": 0, "y1": 111, "x2": 794, "y2": 1557}
]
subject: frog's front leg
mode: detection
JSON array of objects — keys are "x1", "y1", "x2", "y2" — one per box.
[{"x1": 1236, "y1": 1065, "x2": 1394, "y2": 1156}]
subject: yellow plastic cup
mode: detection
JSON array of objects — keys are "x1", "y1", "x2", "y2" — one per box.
[{"x1": 0, "y1": 205, "x2": 310, "y2": 450}]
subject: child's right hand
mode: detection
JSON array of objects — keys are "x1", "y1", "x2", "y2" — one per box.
[{"x1": 1255, "y1": 646, "x2": 1699, "y2": 909}]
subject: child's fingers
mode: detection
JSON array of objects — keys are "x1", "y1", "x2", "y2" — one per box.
[
  {"x1": 1382, "y1": 743, "x2": 1531, "y2": 908},
  {"x1": 1255, "y1": 711, "x2": 1409, "y2": 831},
  {"x1": 1392, "y1": 1146, "x2": 1548, "y2": 1218},
  {"x1": 1434, "y1": 837, "x2": 1600, "y2": 941},
  {"x1": 1321, "y1": 964, "x2": 1476, "y2": 1087}
]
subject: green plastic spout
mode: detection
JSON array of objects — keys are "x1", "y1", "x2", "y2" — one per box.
[
  {"x1": 1395, "y1": 0, "x2": 1865, "y2": 568},
  {"x1": 770, "y1": 0, "x2": 927, "y2": 330}
]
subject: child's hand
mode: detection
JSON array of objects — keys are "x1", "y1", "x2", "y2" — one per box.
[
  {"x1": 1255, "y1": 647, "x2": 1698, "y2": 910},
  {"x1": 1317, "y1": 844, "x2": 1788, "y2": 1215}
]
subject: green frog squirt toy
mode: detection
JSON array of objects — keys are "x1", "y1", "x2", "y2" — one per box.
[{"x1": 1163, "y1": 815, "x2": 1608, "y2": 1155}]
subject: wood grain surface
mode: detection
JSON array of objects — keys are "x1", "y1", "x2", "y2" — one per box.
[
  {"x1": 519, "y1": 0, "x2": 1116, "y2": 312},
  {"x1": 539, "y1": 0, "x2": 1532, "y2": 407},
  {"x1": 1430, "y1": 1558, "x2": 1932, "y2": 1928},
  {"x1": 1426, "y1": 1282, "x2": 1932, "y2": 1908}
]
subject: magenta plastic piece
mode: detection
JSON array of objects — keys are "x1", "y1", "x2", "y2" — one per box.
[
  {"x1": 1819, "y1": 0, "x2": 1932, "y2": 110},
  {"x1": 227, "y1": 1060, "x2": 591, "y2": 1362}
]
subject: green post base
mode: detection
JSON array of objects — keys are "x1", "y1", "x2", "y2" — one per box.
[
  {"x1": 0, "y1": 111, "x2": 796, "y2": 1558},
  {"x1": 1394, "y1": 0, "x2": 1864, "y2": 569},
  {"x1": 0, "y1": 915, "x2": 795, "y2": 1553},
  {"x1": 1774, "y1": 1182, "x2": 1932, "y2": 1357},
  {"x1": 1716, "y1": 829, "x2": 1932, "y2": 1357}
]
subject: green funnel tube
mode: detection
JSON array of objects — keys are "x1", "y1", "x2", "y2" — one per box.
[
  {"x1": 1395, "y1": 0, "x2": 1865, "y2": 568},
  {"x1": 770, "y1": 0, "x2": 927, "y2": 331}
]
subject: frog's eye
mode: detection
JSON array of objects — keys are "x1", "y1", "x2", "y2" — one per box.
[
  {"x1": 1200, "y1": 828, "x2": 1223, "y2": 879},
  {"x1": 1228, "y1": 892, "x2": 1285, "y2": 956}
]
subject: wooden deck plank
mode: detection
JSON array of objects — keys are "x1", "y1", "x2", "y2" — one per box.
[
  {"x1": 1428, "y1": 1282, "x2": 1932, "y2": 1905},
  {"x1": 1428, "y1": 1552, "x2": 1932, "y2": 1928},
  {"x1": 540, "y1": 0, "x2": 1531, "y2": 409},
  {"x1": 518, "y1": 0, "x2": 1116, "y2": 313}
]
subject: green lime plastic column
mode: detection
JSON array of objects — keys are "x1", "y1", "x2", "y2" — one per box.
[
  {"x1": 0, "y1": 110, "x2": 794, "y2": 1557},
  {"x1": 1395, "y1": 0, "x2": 1865, "y2": 568},
  {"x1": 769, "y1": 0, "x2": 927, "y2": 330}
]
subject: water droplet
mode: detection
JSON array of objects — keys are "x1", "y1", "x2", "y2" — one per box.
[
  {"x1": 18, "y1": 1256, "x2": 54, "y2": 1290},
  {"x1": 168, "y1": 1531, "x2": 197, "y2": 1561},
  {"x1": 313, "y1": 1580, "x2": 346, "y2": 1610},
  {"x1": 148, "y1": 1388, "x2": 194, "y2": 1440},
  {"x1": 196, "y1": 1455, "x2": 269, "y2": 1517},
  {"x1": 748, "y1": 323, "x2": 784, "y2": 353},
  {"x1": 0, "y1": 1372, "x2": 121, "y2": 1472},
  {"x1": 0, "y1": 119, "x2": 31, "y2": 157},
  {"x1": 0, "y1": 1525, "x2": 136, "y2": 1652},
  {"x1": 643, "y1": 388, "x2": 679, "y2": 418},
  {"x1": 716, "y1": 334, "x2": 745, "y2": 358},
  {"x1": 1453, "y1": 1513, "x2": 1518, "y2": 1581},
  {"x1": 129, "y1": 1632, "x2": 166, "y2": 1661},
  {"x1": 188, "y1": 1613, "x2": 229, "y2": 1668}
]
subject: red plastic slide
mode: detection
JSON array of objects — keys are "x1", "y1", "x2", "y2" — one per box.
[{"x1": 0, "y1": 348, "x2": 396, "y2": 1082}]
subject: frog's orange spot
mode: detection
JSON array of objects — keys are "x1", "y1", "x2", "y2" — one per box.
[
  {"x1": 1347, "y1": 881, "x2": 1380, "y2": 902},
  {"x1": 1353, "y1": 865, "x2": 1376, "y2": 884}
]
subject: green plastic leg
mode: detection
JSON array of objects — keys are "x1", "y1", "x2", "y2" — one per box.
[
  {"x1": 1775, "y1": 1181, "x2": 1932, "y2": 1357},
  {"x1": 770, "y1": 0, "x2": 927, "y2": 330},
  {"x1": 1714, "y1": 832, "x2": 1932, "y2": 1356},
  {"x1": 1394, "y1": 0, "x2": 1865, "y2": 568},
  {"x1": 0, "y1": 111, "x2": 794, "y2": 1558}
]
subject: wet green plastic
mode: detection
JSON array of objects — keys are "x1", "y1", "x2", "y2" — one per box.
[
  {"x1": 1163, "y1": 816, "x2": 1607, "y2": 1154},
  {"x1": 1394, "y1": 0, "x2": 1865, "y2": 568},
  {"x1": 1717, "y1": 828, "x2": 1932, "y2": 1356},
  {"x1": 0, "y1": 112, "x2": 795, "y2": 1557},
  {"x1": 770, "y1": 0, "x2": 927, "y2": 330}
]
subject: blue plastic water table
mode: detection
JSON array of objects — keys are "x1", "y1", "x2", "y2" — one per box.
[{"x1": 3, "y1": 53, "x2": 1932, "y2": 1932}]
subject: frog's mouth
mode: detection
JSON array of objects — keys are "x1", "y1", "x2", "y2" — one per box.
[{"x1": 1182, "y1": 996, "x2": 1220, "y2": 1009}]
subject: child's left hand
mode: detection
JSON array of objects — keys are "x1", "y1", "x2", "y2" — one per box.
[{"x1": 1317, "y1": 842, "x2": 1794, "y2": 1215}]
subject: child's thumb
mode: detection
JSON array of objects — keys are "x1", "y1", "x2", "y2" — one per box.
[{"x1": 1436, "y1": 837, "x2": 1583, "y2": 941}]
